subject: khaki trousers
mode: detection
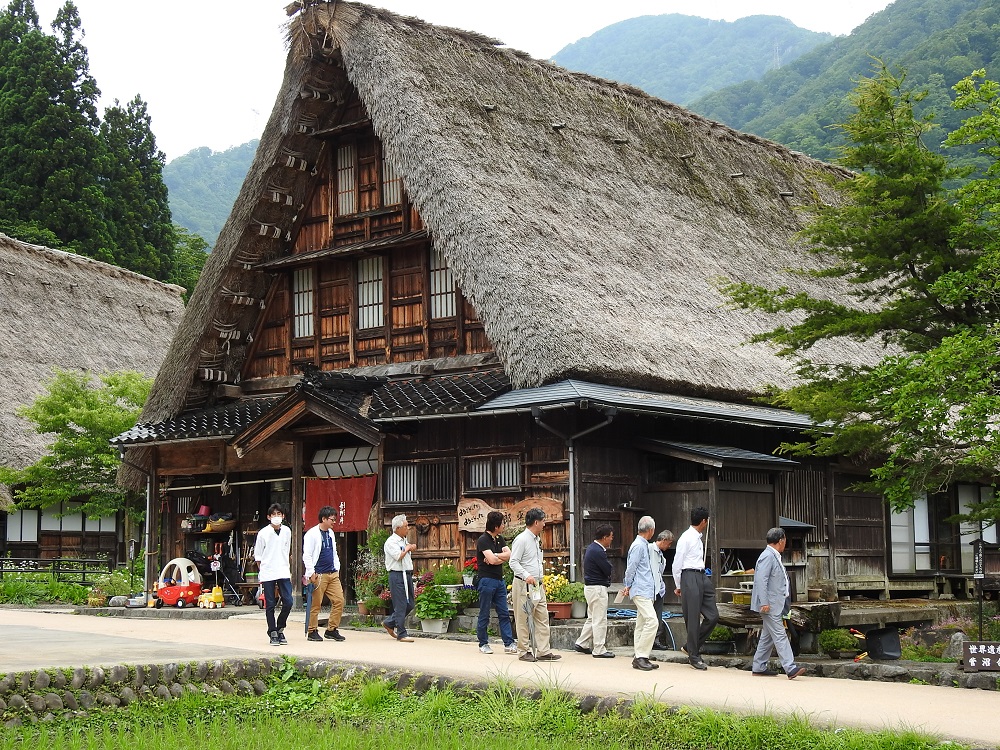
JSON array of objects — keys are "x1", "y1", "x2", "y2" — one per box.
[
  {"x1": 511, "y1": 578, "x2": 551, "y2": 656},
  {"x1": 632, "y1": 595, "x2": 658, "y2": 659},
  {"x1": 307, "y1": 571, "x2": 344, "y2": 633},
  {"x1": 576, "y1": 584, "x2": 609, "y2": 654}
]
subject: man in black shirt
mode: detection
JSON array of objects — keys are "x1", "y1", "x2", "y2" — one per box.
[
  {"x1": 475, "y1": 511, "x2": 517, "y2": 655},
  {"x1": 574, "y1": 524, "x2": 616, "y2": 658}
]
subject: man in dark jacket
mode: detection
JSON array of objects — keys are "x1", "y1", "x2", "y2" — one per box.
[{"x1": 574, "y1": 524, "x2": 616, "y2": 658}]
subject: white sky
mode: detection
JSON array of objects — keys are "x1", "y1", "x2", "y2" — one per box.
[{"x1": 32, "y1": 0, "x2": 894, "y2": 161}]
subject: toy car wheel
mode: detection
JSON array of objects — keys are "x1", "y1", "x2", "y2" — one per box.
[
  {"x1": 176, "y1": 599, "x2": 186, "y2": 608},
  {"x1": 154, "y1": 598, "x2": 163, "y2": 609}
]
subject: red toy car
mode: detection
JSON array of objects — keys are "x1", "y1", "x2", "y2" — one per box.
[{"x1": 154, "y1": 558, "x2": 204, "y2": 608}]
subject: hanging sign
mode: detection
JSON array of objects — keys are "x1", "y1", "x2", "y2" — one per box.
[
  {"x1": 963, "y1": 641, "x2": 1000, "y2": 671},
  {"x1": 457, "y1": 497, "x2": 564, "y2": 533}
]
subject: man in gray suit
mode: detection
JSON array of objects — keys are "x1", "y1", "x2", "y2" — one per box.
[{"x1": 750, "y1": 527, "x2": 805, "y2": 679}]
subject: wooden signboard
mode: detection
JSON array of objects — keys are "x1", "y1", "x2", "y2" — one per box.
[{"x1": 457, "y1": 497, "x2": 564, "y2": 534}]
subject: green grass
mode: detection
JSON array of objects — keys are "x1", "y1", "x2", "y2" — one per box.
[{"x1": 0, "y1": 665, "x2": 963, "y2": 750}]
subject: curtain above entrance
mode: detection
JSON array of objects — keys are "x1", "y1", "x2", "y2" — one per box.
[{"x1": 304, "y1": 476, "x2": 376, "y2": 532}]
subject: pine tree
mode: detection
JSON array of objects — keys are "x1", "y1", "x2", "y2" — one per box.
[
  {"x1": 100, "y1": 95, "x2": 175, "y2": 278},
  {"x1": 0, "y1": 1, "x2": 112, "y2": 260}
]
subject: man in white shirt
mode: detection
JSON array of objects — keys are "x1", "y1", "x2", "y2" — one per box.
[
  {"x1": 671, "y1": 506, "x2": 719, "y2": 669},
  {"x1": 509, "y1": 507, "x2": 560, "y2": 662},
  {"x1": 383, "y1": 514, "x2": 416, "y2": 642},
  {"x1": 750, "y1": 527, "x2": 806, "y2": 679},
  {"x1": 253, "y1": 503, "x2": 292, "y2": 647},
  {"x1": 302, "y1": 505, "x2": 346, "y2": 643}
]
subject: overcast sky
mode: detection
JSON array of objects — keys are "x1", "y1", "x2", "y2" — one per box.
[{"x1": 32, "y1": 0, "x2": 894, "y2": 161}]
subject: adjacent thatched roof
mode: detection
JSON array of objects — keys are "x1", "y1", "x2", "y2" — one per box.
[
  {"x1": 0, "y1": 234, "x2": 185, "y2": 506},
  {"x1": 136, "y1": 1, "x2": 873, "y2": 445}
]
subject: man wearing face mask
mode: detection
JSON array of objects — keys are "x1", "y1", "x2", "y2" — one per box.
[{"x1": 254, "y1": 503, "x2": 293, "y2": 646}]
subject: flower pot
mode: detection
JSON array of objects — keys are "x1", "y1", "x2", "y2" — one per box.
[
  {"x1": 807, "y1": 587, "x2": 822, "y2": 602},
  {"x1": 702, "y1": 640, "x2": 735, "y2": 655},
  {"x1": 546, "y1": 602, "x2": 572, "y2": 620},
  {"x1": 463, "y1": 574, "x2": 474, "y2": 586},
  {"x1": 357, "y1": 602, "x2": 370, "y2": 615},
  {"x1": 441, "y1": 584, "x2": 463, "y2": 602},
  {"x1": 571, "y1": 601, "x2": 587, "y2": 619},
  {"x1": 420, "y1": 618, "x2": 450, "y2": 634}
]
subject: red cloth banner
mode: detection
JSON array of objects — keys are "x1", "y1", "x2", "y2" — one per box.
[{"x1": 304, "y1": 476, "x2": 377, "y2": 532}]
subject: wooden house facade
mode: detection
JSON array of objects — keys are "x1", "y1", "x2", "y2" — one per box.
[
  {"x1": 114, "y1": 2, "x2": 997, "y2": 601},
  {"x1": 0, "y1": 234, "x2": 185, "y2": 562}
]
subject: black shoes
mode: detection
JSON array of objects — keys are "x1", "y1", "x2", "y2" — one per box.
[
  {"x1": 651, "y1": 642, "x2": 669, "y2": 651},
  {"x1": 574, "y1": 644, "x2": 593, "y2": 654},
  {"x1": 325, "y1": 628, "x2": 346, "y2": 641},
  {"x1": 269, "y1": 630, "x2": 281, "y2": 646},
  {"x1": 752, "y1": 668, "x2": 779, "y2": 676},
  {"x1": 307, "y1": 631, "x2": 323, "y2": 642},
  {"x1": 593, "y1": 651, "x2": 616, "y2": 658},
  {"x1": 632, "y1": 657, "x2": 655, "y2": 671},
  {"x1": 689, "y1": 656, "x2": 707, "y2": 670},
  {"x1": 277, "y1": 629, "x2": 288, "y2": 645},
  {"x1": 787, "y1": 666, "x2": 806, "y2": 679}
]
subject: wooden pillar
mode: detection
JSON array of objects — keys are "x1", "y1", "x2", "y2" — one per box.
[
  {"x1": 826, "y1": 464, "x2": 837, "y2": 586},
  {"x1": 291, "y1": 441, "x2": 305, "y2": 605},
  {"x1": 707, "y1": 469, "x2": 720, "y2": 589}
]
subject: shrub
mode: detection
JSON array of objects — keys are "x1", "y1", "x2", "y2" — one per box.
[
  {"x1": 432, "y1": 561, "x2": 461, "y2": 585},
  {"x1": 561, "y1": 581, "x2": 585, "y2": 602},
  {"x1": 707, "y1": 625, "x2": 734, "y2": 642},
  {"x1": 90, "y1": 569, "x2": 134, "y2": 597},
  {"x1": 455, "y1": 585, "x2": 479, "y2": 608},
  {"x1": 818, "y1": 628, "x2": 860, "y2": 653},
  {"x1": 414, "y1": 584, "x2": 457, "y2": 620},
  {"x1": 367, "y1": 528, "x2": 390, "y2": 558}
]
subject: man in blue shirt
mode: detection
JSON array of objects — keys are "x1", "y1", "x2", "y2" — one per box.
[
  {"x1": 574, "y1": 524, "x2": 616, "y2": 658},
  {"x1": 302, "y1": 505, "x2": 346, "y2": 642},
  {"x1": 622, "y1": 515, "x2": 659, "y2": 671}
]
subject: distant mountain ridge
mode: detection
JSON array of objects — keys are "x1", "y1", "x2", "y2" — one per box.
[{"x1": 552, "y1": 14, "x2": 831, "y2": 105}]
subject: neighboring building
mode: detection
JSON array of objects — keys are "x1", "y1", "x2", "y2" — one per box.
[
  {"x1": 114, "y1": 2, "x2": 997, "y2": 600},
  {"x1": 0, "y1": 233, "x2": 185, "y2": 561}
]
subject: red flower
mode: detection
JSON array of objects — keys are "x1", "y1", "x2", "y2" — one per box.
[{"x1": 463, "y1": 557, "x2": 478, "y2": 572}]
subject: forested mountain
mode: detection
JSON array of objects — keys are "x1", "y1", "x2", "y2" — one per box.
[
  {"x1": 689, "y1": 0, "x2": 1000, "y2": 162},
  {"x1": 552, "y1": 14, "x2": 830, "y2": 106},
  {"x1": 0, "y1": 1, "x2": 184, "y2": 282},
  {"x1": 163, "y1": 141, "x2": 258, "y2": 246}
]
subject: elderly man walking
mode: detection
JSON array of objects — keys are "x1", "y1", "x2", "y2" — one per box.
[
  {"x1": 672, "y1": 506, "x2": 719, "y2": 670},
  {"x1": 383, "y1": 514, "x2": 417, "y2": 643},
  {"x1": 509, "y1": 507, "x2": 561, "y2": 662},
  {"x1": 622, "y1": 516, "x2": 659, "y2": 671},
  {"x1": 751, "y1": 527, "x2": 806, "y2": 679},
  {"x1": 650, "y1": 529, "x2": 674, "y2": 650}
]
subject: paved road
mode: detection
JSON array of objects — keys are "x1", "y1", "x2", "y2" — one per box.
[{"x1": 0, "y1": 608, "x2": 996, "y2": 747}]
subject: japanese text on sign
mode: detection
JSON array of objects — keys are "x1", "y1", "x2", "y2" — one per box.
[{"x1": 963, "y1": 641, "x2": 1000, "y2": 671}]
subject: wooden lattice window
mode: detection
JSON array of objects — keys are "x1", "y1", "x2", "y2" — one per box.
[
  {"x1": 292, "y1": 267, "x2": 314, "y2": 338},
  {"x1": 381, "y1": 154, "x2": 402, "y2": 206},
  {"x1": 357, "y1": 256, "x2": 384, "y2": 330},
  {"x1": 336, "y1": 143, "x2": 357, "y2": 215},
  {"x1": 384, "y1": 459, "x2": 456, "y2": 505},
  {"x1": 429, "y1": 247, "x2": 456, "y2": 319},
  {"x1": 466, "y1": 455, "x2": 521, "y2": 492}
]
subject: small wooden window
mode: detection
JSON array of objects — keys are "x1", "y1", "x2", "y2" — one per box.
[
  {"x1": 384, "y1": 459, "x2": 456, "y2": 505},
  {"x1": 357, "y1": 256, "x2": 384, "y2": 330},
  {"x1": 429, "y1": 247, "x2": 456, "y2": 319},
  {"x1": 381, "y1": 154, "x2": 402, "y2": 206},
  {"x1": 466, "y1": 455, "x2": 521, "y2": 492},
  {"x1": 336, "y1": 143, "x2": 357, "y2": 215},
  {"x1": 292, "y1": 267, "x2": 315, "y2": 338}
]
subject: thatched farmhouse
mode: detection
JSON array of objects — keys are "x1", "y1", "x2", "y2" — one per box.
[
  {"x1": 113, "y1": 1, "x2": 996, "y2": 601},
  {"x1": 1, "y1": 233, "x2": 185, "y2": 561}
]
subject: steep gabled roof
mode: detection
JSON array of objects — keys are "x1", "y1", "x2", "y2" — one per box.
[
  {"x1": 0, "y1": 233, "x2": 185, "y2": 505},
  {"x1": 136, "y1": 1, "x2": 871, "y2": 444}
]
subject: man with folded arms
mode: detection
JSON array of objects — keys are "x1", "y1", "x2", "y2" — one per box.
[
  {"x1": 509, "y1": 507, "x2": 561, "y2": 662},
  {"x1": 574, "y1": 524, "x2": 616, "y2": 659},
  {"x1": 622, "y1": 516, "x2": 659, "y2": 671},
  {"x1": 750, "y1": 527, "x2": 806, "y2": 679}
]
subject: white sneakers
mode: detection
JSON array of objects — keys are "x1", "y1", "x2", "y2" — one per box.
[{"x1": 479, "y1": 643, "x2": 493, "y2": 654}]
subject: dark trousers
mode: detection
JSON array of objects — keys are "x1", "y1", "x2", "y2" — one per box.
[
  {"x1": 653, "y1": 594, "x2": 668, "y2": 647},
  {"x1": 680, "y1": 569, "x2": 718, "y2": 657},
  {"x1": 477, "y1": 576, "x2": 514, "y2": 647},
  {"x1": 384, "y1": 570, "x2": 414, "y2": 638},
  {"x1": 262, "y1": 578, "x2": 293, "y2": 634}
]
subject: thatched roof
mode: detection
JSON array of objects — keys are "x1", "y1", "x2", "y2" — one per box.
[
  {"x1": 135, "y1": 1, "x2": 873, "y2": 444},
  {"x1": 0, "y1": 234, "x2": 185, "y2": 505}
]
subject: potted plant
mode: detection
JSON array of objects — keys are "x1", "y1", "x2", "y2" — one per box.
[
  {"x1": 818, "y1": 628, "x2": 862, "y2": 659},
  {"x1": 462, "y1": 557, "x2": 477, "y2": 586},
  {"x1": 433, "y1": 560, "x2": 463, "y2": 601},
  {"x1": 702, "y1": 625, "x2": 735, "y2": 655},
  {"x1": 360, "y1": 594, "x2": 386, "y2": 616},
  {"x1": 543, "y1": 573, "x2": 573, "y2": 619},
  {"x1": 562, "y1": 581, "x2": 587, "y2": 619},
  {"x1": 352, "y1": 548, "x2": 388, "y2": 609},
  {"x1": 455, "y1": 585, "x2": 480, "y2": 614},
  {"x1": 414, "y1": 583, "x2": 457, "y2": 633}
]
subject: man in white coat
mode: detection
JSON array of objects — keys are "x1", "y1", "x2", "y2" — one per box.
[{"x1": 750, "y1": 527, "x2": 806, "y2": 679}]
